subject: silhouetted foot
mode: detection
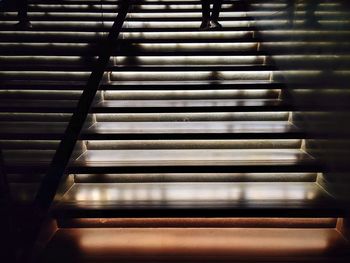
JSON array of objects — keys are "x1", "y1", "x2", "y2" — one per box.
[
  {"x1": 210, "y1": 20, "x2": 222, "y2": 29},
  {"x1": 199, "y1": 20, "x2": 210, "y2": 30},
  {"x1": 15, "y1": 20, "x2": 33, "y2": 30}
]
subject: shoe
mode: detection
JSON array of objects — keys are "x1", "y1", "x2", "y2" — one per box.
[
  {"x1": 199, "y1": 20, "x2": 210, "y2": 30},
  {"x1": 210, "y1": 20, "x2": 222, "y2": 29},
  {"x1": 15, "y1": 20, "x2": 33, "y2": 30}
]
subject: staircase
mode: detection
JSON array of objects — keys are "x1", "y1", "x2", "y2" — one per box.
[{"x1": 0, "y1": 0, "x2": 350, "y2": 262}]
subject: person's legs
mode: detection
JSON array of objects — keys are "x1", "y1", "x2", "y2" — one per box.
[
  {"x1": 210, "y1": 0, "x2": 223, "y2": 28},
  {"x1": 17, "y1": 0, "x2": 28, "y2": 21},
  {"x1": 200, "y1": 0, "x2": 223, "y2": 29},
  {"x1": 200, "y1": 0, "x2": 211, "y2": 29},
  {"x1": 201, "y1": 0, "x2": 211, "y2": 21},
  {"x1": 286, "y1": 0, "x2": 295, "y2": 27},
  {"x1": 211, "y1": 0, "x2": 223, "y2": 21},
  {"x1": 305, "y1": 0, "x2": 319, "y2": 26},
  {"x1": 16, "y1": 0, "x2": 32, "y2": 29}
]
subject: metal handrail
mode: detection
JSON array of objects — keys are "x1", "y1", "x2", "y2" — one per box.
[
  {"x1": 17, "y1": 1, "x2": 131, "y2": 262},
  {"x1": 34, "y1": 0, "x2": 130, "y2": 212}
]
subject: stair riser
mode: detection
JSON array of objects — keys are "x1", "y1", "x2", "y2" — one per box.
[
  {"x1": 57, "y1": 217, "x2": 335, "y2": 228},
  {"x1": 74, "y1": 172, "x2": 317, "y2": 183}
]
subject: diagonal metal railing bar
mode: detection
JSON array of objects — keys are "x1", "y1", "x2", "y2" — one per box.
[
  {"x1": 34, "y1": 0, "x2": 131, "y2": 212},
  {"x1": 17, "y1": 2, "x2": 131, "y2": 262}
]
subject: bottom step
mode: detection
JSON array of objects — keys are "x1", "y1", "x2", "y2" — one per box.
[{"x1": 41, "y1": 226, "x2": 350, "y2": 263}]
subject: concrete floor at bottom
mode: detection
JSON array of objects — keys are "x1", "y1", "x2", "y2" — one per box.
[{"x1": 40, "y1": 227, "x2": 350, "y2": 263}]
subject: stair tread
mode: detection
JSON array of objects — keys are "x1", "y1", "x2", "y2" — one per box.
[
  {"x1": 106, "y1": 80, "x2": 275, "y2": 86},
  {"x1": 3, "y1": 149, "x2": 317, "y2": 173},
  {"x1": 0, "y1": 121, "x2": 300, "y2": 138},
  {"x1": 1, "y1": 11, "x2": 345, "y2": 20},
  {"x1": 0, "y1": 99, "x2": 286, "y2": 112},
  {"x1": 17, "y1": 0, "x2": 240, "y2": 3},
  {"x1": 6, "y1": 5, "x2": 242, "y2": 9},
  {"x1": 2, "y1": 23, "x2": 347, "y2": 32},
  {"x1": 3, "y1": 80, "x2": 343, "y2": 91},
  {"x1": 87, "y1": 121, "x2": 299, "y2": 134},
  {"x1": 73, "y1": 149, "x2": 314, "y2": 167},
  {"x1": 0, "y1": 24, "x2": 254, "y2": 31},
  {"x1": 0, "y1": 65, "x2": 275, "y2": 71},
  {"x1": 109, "y1": 65, "x2": 274, "y2": 71},
  {"x1": 0, "y1": 48, "x2": 265, "y2": 56},
  {"x1": 0, "y1": 14, "x2": 255, "y2": 22},
  {"x1": 8, "y1": 171, "x2": 320, "y2": 201},
  {"x1": 0, "y1": 80, "x2": 280, "y2": 89},
  {"x1": 0, "y1": 31, "x2": 255, "y2": 41},
  {"x1": 56, "y1": 182, "x2": 334, "y2": 211},
  {"x1": 99, "y1": 99, "x2": 281, "y2": 107},
  {"x1": 72, "y1": 172, "x2": 317, "y2": 183}
]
